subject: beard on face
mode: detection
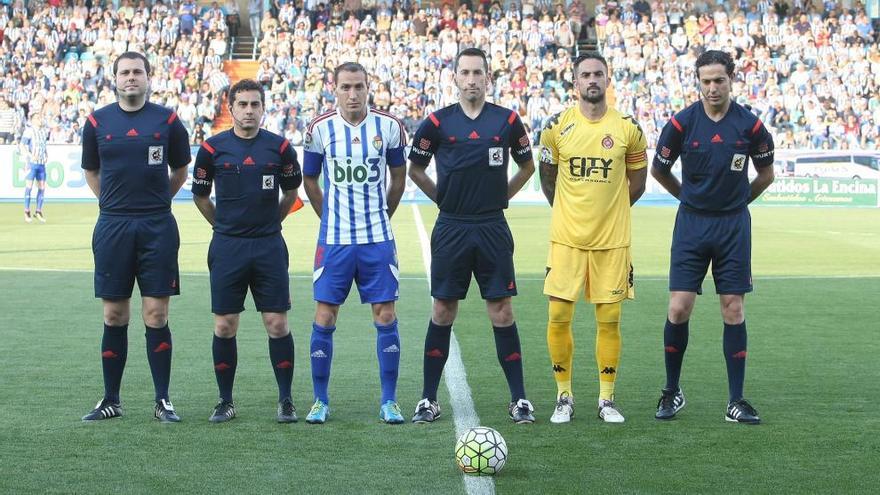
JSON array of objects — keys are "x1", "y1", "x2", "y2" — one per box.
[{"x1": 581, "y1": 87, "x2": 604, "y2": 103}]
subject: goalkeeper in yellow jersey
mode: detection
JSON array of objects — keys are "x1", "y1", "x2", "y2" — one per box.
[{"x1": 538, "y1": 52, "x2": 648, "y2": 424}]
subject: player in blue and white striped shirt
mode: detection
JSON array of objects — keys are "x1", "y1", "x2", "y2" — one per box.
[
  {"x1": 20, "y1": 114, "x2": 49, "y2": 223},
  {"x1": 302, "y1": 62, "x2": 408, "y2": 424}
]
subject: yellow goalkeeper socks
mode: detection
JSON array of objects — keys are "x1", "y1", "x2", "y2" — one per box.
[
  {"x1": 547, "y1": 299, "x2": 575, "y2": 398},
  {"x1": 595, "y1": 302, "x2": 622, "y2": 402}
]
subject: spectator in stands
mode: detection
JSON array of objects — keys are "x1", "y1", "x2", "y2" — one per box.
[
  {"x1": 0, "y1": 98, "x2": 15, "y2": 144},
  {"x1": 224, "y1": 0, "x2": 240, "y2": 37},
  {"x1": 249, "y1": 0, "x2": 262, "y2": 38}
]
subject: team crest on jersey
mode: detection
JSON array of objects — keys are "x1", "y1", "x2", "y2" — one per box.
[
  {"x1": 601, "y1": 135, "x2": 614, "y2": 149},
  {"x1": 304, "y1": 131, "x2": 312, "y2": 146},
  {"x1": 488, "y1": 147, "x2": 504, "y2": 167},
  {"x1": 262, "y1": 175, "x2": 275, "y2": 189},
  {"x1": 730, "y1": 154, "x2": 746, "y2": 172},
  {"x1": 373, "y1": 135, "x2": 383, "y2": 151},
  {"x1": 148, "y1": 146, "x2": 163, "y2": 165}
]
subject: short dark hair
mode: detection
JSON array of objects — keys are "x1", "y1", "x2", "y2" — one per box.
[
  {"x1": 454, "y1": 47, "x2": 489, "y2": 73},
  {"x1": 228, "y1": 79, "x2": 265, "y2": 106},
  {"x1": 695, "y1": 49, "x2": 735, "y2": 78},
  {"x1": 333, "y1": 62, "x2": 369, "y2": 83},
  {"x1": 113, "y1": 51, "x2": 151, "y2": 76},
  {"x1": 572, "y1": 51, "x2": 608, "y2": 73}
]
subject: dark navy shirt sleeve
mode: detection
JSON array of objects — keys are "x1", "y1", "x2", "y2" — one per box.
[
  {"x1": 507, "y1": 112, "x2": 533, "y2": 164},
  {"x1": 652, "y1": 115, "x2": 685, "y2": 172},
  {"x1": 191, "y1": 143, "x2": 215, "y2": 197},
  {"x1": 408, "y1": 114, "x2": 441, "y2": 166},
  {"x1": 748, "y1": 120, "x2": 775, "y2": 168},
  {"x1": 279, "y1": 139, "x2": 302, "y2": 190},
  {"x1": 386, "y1": 118, "x2": 407, "y2": 168},
  {"x1": 302, "y1": 123, "x2": 324, "y2": 177},
  {"x1": 81, "y1": 115, "x2": 100, "y2": 170},
  {"x1": 168, "y1": 115, "x2": 192, "y2": 169}
]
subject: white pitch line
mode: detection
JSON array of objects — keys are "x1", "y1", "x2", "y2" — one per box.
[{"x1": 411, "y1": 204, "x2": 494, "y2": 495}]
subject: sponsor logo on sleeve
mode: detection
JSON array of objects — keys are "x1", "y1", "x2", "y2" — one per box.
[
  {"x1": 539, "y1": 146, "x2": 555, "y2": 164},
  {"x1": 559, "y1": 123, "x2": 575, "y2": 137}
]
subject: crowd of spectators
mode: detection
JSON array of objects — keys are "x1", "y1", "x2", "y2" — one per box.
[
  {"x1": 0, "y1": 0, "x2": 878, "y2": 153},
  {"x1": 594, "y1": 0, "x2": 880, "y2": 150},
  {"x1": 230, "y1": 0, "x2": 880, "y2": 151},
  {"x1": 0, "y1": 0, "x2": 232, "y2": 145}
]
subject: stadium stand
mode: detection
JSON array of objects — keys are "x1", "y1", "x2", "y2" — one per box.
[{"x1": 0, "y1": 0, "x2": 877, "y2": 149}]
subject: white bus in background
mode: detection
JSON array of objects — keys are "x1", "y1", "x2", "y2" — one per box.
[{"x1": 774, "y1": 152, "x2": 880, "y2": 180}]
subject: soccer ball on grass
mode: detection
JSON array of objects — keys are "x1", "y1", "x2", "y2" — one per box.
[{"x1": 454, "y1": 426, "x2": 507, "y2": 476}]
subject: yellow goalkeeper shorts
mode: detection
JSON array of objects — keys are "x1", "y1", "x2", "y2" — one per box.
[{"x1": 543, "y1": 242, "x2": 634, "y2": 303}]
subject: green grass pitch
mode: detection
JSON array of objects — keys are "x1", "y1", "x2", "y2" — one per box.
[{"x1": 1, "y1": 202, "x2": 878, "y2": 494}]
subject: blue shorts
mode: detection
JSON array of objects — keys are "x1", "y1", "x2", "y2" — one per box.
[
  {"x1": 313, "y1": 240, "x2": 399, "y2": 305},
  {"x1": 26, "y1": 164, "x2": 46, "y2": 181},
  {"x1": 92, "y1": 212, "x2": 180, "y2": 299},
  {"x1": 209, "y1": 232, "x2": 290, "y2": 314},
  {"x1": 430, "y1": 213, "x2": 517, "y2": 300},
  {"x1": 669, "y1": 206, "x2": 752, "y2": 295}
]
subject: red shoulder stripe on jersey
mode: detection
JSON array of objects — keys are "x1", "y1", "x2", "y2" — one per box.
[
  {"x1": 87, "y1": 114, "x2": 97, "y2": 127},
  {"x1": 750, "y1": 119, "x2": 763, "y2": 136},
  {"x1": 167, "y1": 112, "x2": 178, "y2": 124},
  {"x1": 280, "y1": 139, "x2": 290, "y2": 154},
  {"x1": 201, "y1": 141, "x2": 216, "y2": 154},
  {"x1": 670, "y1": 116, "x2": 683, "y2": 132},
  {"x1": 428, "y1": 113, "x2": 440, "y2": 127},
  {"x1": 372, "y1": 108, "x2": 408, "y2": 146},
  {"x1": 307, "y1": 110, "x2": 336, "y2": 133},
  {"x1": 508, "y1": 111, "x2": 517, "y2": 124}
]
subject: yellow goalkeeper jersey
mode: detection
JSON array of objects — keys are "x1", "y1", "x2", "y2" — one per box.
[{"x1": 539, "y1": 106, "x2": 648, "y2": 250}]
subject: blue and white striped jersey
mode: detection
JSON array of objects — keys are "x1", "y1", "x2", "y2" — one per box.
[
  {"x1": 21, "y1": 124, "x2": 49, "y2": 165},
  {"x1": 303, "y1": 108, "x2": 407, "y2": 245}
]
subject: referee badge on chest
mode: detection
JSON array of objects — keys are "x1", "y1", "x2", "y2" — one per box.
[
  {"x1": 730, "y1": 153, "x2": 746, "y2": 172},
  {"x1": 263, "y1": 175, "x2": 275, "y2": 189},
  {"x1": 148, "y1": 146, "x2": 164, "y2": 165},
  {"x1": 488, "y1": 147, "x2": 503, "y2": 167}
]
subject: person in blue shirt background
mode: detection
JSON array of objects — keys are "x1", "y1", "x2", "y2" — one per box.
[
  {"x1": 192, "y1": 78, "x2": 303, "y2": 424},
  {"x1": 20, "y1": 113, "x2": 49, "y2": 223},
  {"x1": 652, "y1": 49, "x2": 775, "y2": 425}
]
